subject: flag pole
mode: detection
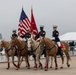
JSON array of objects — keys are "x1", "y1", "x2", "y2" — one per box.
[{"x1": 31, "y1": 5, "x2": 33, "y2": 32}]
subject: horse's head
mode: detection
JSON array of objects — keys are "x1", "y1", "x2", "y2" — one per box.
[
  {"x1": 0, "y1": 40, "x2": 5, "y2": 51},
  {"x1": 10, "y1": 37, "x2": 22, "y2": 49},
  {"x1": 27, "y1": 38, "x2": 37, "y2": 51},
  {"x1": 27, "y1": 38, "x2": 33, "y2": 51},
  {"x1": 10, "y1": 37, "x2": 17, "y2": 48}
]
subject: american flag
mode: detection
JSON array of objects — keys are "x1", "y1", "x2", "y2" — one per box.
[{"x1": 18, "y1": 8, "x2": 31, "y2": 36}]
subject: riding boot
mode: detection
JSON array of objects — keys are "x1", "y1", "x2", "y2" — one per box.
[
  {"x1": 58, "y1": 47, "x2": 64, "y2": 57},
  {"x1": 44, "y1": 45, "x2": 46, "y2": 57}
]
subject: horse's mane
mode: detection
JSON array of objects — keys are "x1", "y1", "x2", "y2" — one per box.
[
  {"x1": 44, "y1": 37, "x2": 54, "y2": 44},
  {"x1": 1, "y1": 39, "x2": 9, "y2": 44},
  {"x1": 40, "y1": 37, "x2": 55, "y2": 48},
  {"x1": 11, "y1": 37, "x2": 22, "y2": 44},
  {"x1": 16, "y1": 38, "x2": 22, "y2": 44},
  {"x1": 30, "y1": 38, "x2": 40, "y2": 49}
]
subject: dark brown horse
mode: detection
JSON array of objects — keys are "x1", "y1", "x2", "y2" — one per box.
[{"x1": 10, "y1": 37, "x2": 30, "y2": 70}]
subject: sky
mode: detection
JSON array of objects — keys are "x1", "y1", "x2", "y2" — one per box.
[{"x1": 0, "y1": 0, "x2": 76, "y2": 40}]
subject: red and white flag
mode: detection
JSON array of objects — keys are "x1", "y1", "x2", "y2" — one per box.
[{"x1": 31, "y1": 8, "x2": 38, "y2": 36}]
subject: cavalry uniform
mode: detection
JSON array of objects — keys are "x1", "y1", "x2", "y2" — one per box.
[
  {"x1": 52, "y1": 30, "x2": 60, "y2": 42},
  {"x1": 12, "y1": 34, "x2": 18, "y2": 37},
  {"x1": 21, "y1": 33, "x2": 31, "y2": 43},
  {"x1": 35, "y1": 25, "x2": 46, "y2": 39},
  {"x1": 38, "y1": 25, "x2": 46, "y2": 57},
  {"x1": 23, "y1": 33, "x2": 31, "y2": 39},
  {"x1": 39, "y1": 30, "x2": 46, "y2": 37},
  {"x1": 52, "y1": 25, "x2": 63, "y2": 56}
]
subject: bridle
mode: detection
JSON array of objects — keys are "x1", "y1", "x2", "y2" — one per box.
[
  {"x1": 28, "y1": 39, "x2": 41, "y2": 52},
  {"x1": 11, "y1": 39, "x2": 26, "y2": 54}
]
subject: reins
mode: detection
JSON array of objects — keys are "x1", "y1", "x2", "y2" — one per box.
[
  {"x1": 13, "y1": 39, "x2": 27, "y2": 53},
  {"x1": 33, "y1": 43, "x2": 41, "y2": 52}
]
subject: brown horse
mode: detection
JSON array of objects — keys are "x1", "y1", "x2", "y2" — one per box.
[
  {"x1": 0, "y1": 39, "x2": 18, "y2": 69},
  {"x1": 40, "y1": 37, "x2": 64, "y2": 71},
  {"x1": 50, "y1": 41, "x2": 71, "y2": 68},
  {"x1": 10, "y1": 37, "x2": 30, "y2": 70}
]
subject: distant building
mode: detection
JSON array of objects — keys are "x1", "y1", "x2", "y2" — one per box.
[{"x1": 0, "y1": 33, "x2": 2, "y2": 39}]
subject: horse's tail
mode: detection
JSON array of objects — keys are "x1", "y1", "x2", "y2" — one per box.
[
  {"x1": 65, "y1": 51, "x2": 71, "y2": 61},
  {"x1": 67, "y1": 52, "x2": 71, "y2": 60}
]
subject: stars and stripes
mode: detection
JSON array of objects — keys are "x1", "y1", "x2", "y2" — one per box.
[{"x1": 18, "y1": 8, "x2": 31, "y2": 36}]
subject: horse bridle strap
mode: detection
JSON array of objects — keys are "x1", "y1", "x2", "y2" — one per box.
[
  {"x1": 48, "y1": 45, "x2": 55, "y2": 52},
  {"x1": 5, "y1": 47, "x2": 15, "y2": 52},
  {"x1": 16, "y1": 45, "x2": 26, "y2": 53},
  {"x1": 33, "y1": 43, "x2": 41, "y2": 52}
]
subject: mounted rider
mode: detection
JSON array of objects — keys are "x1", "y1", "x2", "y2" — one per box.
[
  {"x1": 20, "y1": 28, "x2": 31, "y2": 43},
  {"x1": 37, "y1": 25, "x2": 46, "y2": 57},
  {"x1": 35, "y1": 25, "x2": 46, "y2": 40},
  {"x1": 52, "y1": 25, "x2": 64, "y2": 57},
  {"x1": 39, "y1": 25, "x2": 46, "y2": 38},
  {"x1": 12, "y1": 30, "x2": 18, "y2": 38}
]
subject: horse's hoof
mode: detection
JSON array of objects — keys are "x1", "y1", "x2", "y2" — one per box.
[
  {"x1": 16, "y1": 68, "x2": 19, "y2": 70},
  {"x1": 44, "y1": 66, "x2": 46, "y2": 68},
  {"x1": 18, "y1": 67, "x2": 20, "y2": 68},
  {"x1": 60, "y1": 67, "x2": 63, "y2": 69},
  {"x1": 45, "y1": 68, "x2": 48, "y2": 71},
  {"x1": 40, "y1": 67, "x2": 43, "y2": 69},
  {"x1": 39, "y1": 65, "x2": 40, "y2": 68},
  {"x1": 25, "y1": 66, "x2": 28, "y2": 67},
  {"x1": 34, "y1": 68, "x2": 37, "y2": 70},
  {"x1": 55, "y1": 68, "x2": 58, "y2": 70},
  {"x1": 27, "y1": 67, "x2": 30, "y2": 69},
  {"x1": 50, "y1": 66, "x2": 52, "y2": 68},
  {"x1": 6, "y1": 68, "x2": 9, "y2": 70},
  {"x1": 68, "y1": 64, "x2": 70, "y2": 67}
]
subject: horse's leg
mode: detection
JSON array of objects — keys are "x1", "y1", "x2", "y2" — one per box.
[
  {"x1": 21, "y1": 56, "x2": 28, "y2": 67},
  {"x1": 60, "y1": 55, "x2": 64, "y2": 69},
  {"x1": 16, "y1": 55, "x2": 21, "y2": 70},
  {"x1": 50, "y1": 56, "x2": 53, "y2": 68},
  {"x1": 6, "y1": 56, "x2": 10, "y2": 70},
  {"x1": 19, "y1": 56, "x2": 23, "y2": 67},
  {"x1": 25, "y1": 55, "x2": 30, "y2": 69},
  {"x1": 12, "y1": 55, "x2": 17, "y2": 68},
  {"x1": 32, "y1": 54, "x2": 37, "y2": 69},
  {"x1": 37, "y1": 55, "x2": 43, "y2": 69},
  {"x1": 35, "y1": 53, "x2": 42, "y2": 70},
  {"x1": 54, "y1": 55, "x2": 58, "y2": 70},
  {"x1": 39, "y1": 58, "x2": 43, "y2": 69},
  {"x1": 45, "y1": 55, "x2": 49, "y2": 71},
  {"x1": 64, "y1": 51, "x2": 71, "y2": 67}
]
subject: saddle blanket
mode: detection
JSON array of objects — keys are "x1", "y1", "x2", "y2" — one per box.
[{"x1": 61, "y1": 43, "x2": 66, "y2": 51}]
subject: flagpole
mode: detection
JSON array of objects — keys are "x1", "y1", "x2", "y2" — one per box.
[{"x1": 31, "y1": 6, "x2": 34, "y2": 38}]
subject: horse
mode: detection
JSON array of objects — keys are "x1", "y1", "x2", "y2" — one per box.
[
  {"x1": 27, "y1": 38, "x2": 43, "y2": 70},
  {"x1": 39, "y1": 37, "x2": 65, "y2": 71},
  {"x1": 10, "y1": 37, "x2": 30, "y2": 70},
  {"x1": 50, "y1": 41, "x2": 71, "y2": 68},
  {"x1": 0, "y1": 39, "x2": 18, "y2": 69}
]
